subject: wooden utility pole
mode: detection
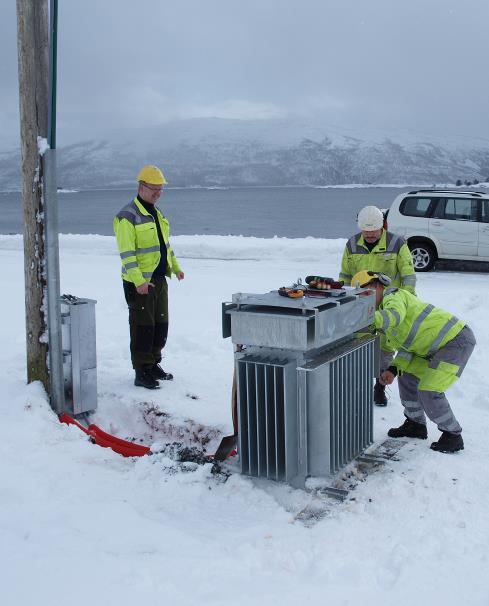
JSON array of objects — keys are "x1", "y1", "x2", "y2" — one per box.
[{"x1": 16, "y1": 0, "x2": 50, "y2": 388}]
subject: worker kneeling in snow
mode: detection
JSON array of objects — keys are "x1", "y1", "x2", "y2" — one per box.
[{"x1": 352, "y1": 270, "x2": 476, "y2": 453}]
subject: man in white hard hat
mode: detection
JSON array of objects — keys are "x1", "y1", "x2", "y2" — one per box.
[
  {"x1": 339, "y1": 205, "x2": 416, "y2": 405},
  {"x1": 114, "y1": 165, "x2": 184, "y2": 389}
]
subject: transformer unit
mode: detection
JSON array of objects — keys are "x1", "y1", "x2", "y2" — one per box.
[
  {"x1": 222, "y1": 288, "x2": 377, "y2": 488},
  {"x1": 60, "y1": 295, "x2": 98, "y2": 416}
]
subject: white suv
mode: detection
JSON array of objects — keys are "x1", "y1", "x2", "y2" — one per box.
[{"x1": 386, "y1": 189, "x2": 489, "y2": 271}]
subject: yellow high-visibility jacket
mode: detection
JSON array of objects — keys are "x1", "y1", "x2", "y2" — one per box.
[
  {"x1": 375, "y1": 288, "x2": 466, "y2": 391},
  {"x1": 113, "y1": 198, "x2": 182, "y2": 287},
  {"x1": 340, "y1": 230, "x2": 416, "y2": 294}
]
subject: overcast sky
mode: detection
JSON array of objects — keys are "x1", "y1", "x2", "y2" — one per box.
[{"x1": 2, "y1": 0, "x2": 489, "y2": 150}]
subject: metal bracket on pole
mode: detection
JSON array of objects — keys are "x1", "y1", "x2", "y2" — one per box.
[{"x1": 44, "y1": 148, "x2": 65, "y2": 414}]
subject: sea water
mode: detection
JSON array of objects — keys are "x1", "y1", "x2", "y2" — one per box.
[{"x1": 0, "y1": 185, "x2": 412, "y2": 238}]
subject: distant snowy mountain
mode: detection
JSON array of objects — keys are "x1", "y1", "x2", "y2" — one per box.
[{"x1": 2, "y1": 117, "x2": 489, "y2": 190}]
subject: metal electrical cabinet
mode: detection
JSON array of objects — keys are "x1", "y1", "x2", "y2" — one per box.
[
  {"x1": 60, "y1": 296, "x2": 98, "y2": 416},
  {"x1": 222, "y1": 289, "x2": 377, "y2": 488}
]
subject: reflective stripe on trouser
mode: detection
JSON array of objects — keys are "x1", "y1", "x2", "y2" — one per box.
[
  {"x1": 396, "y1": 326, "x2": 476, "y2": 434},
  {"x1": 123, "y1": 277, "x2": 169, "y2": 369},
  {"x1": 397, "y1": 372, "x2": 427, "y2": 425},
  {"x1": 398, "y1": 372, "x2": 462, "y2": 433}
]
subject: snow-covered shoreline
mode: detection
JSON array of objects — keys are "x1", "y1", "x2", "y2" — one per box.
[
  {"x1": 2, "y1": 234, "x2": 489, "y2": 605},
  {"x1": 0, "y1": 233, "x2": 347, "y2": 261},
  {"x1": 2, "y1": 181, "x2": 489, "y2": 195}
]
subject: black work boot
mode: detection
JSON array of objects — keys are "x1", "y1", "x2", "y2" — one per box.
[
  {"x1": 388, "y1": 418, "x2": 428, "y2": 439},
  {"x1": 134, "y1": 369, "x2": 160, "y2": 390},
  {"x1": 374, "y1": 379, "x2": 387, "y2": 406},
  {"x1": 150, "y1": 363, "x2": 173, "y2": 381},
  {"x1": 430, "y1": 431, "x2": 464, "y2": 453}
]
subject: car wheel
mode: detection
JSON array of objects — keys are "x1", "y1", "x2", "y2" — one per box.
[{"x1": 409, "y1": 241, "x2": 436, "y2": 272}]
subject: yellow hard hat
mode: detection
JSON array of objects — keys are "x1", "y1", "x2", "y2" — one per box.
[
  {"x1": 351, "y1": 270, "x2": 391, "y2": 288},
  {"x1": 137, "y1": 165, "x2": 167, "y2": 185}
]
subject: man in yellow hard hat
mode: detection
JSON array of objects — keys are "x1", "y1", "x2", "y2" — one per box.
[
  {"x1": 352, "y1": 270, "x2": 475, "y2": 453},
  {"x1": 342, "y1": 205, "x2": 416, "y2": 406},
  {"x1": 113, "y1": 165, "x2": 184, "y2": 389}
]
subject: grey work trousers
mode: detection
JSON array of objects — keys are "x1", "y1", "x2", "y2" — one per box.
[{"x1": 397, "y1": 326, "x2": 476, "y2": 435}]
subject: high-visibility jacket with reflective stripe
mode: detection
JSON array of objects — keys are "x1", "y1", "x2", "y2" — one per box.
[
  {"x1": 339, "y1": 230, "x2": 416, "y2": 294},
  {"x1": 374, "y1": 288, "x2": 465, "y2": 372},
  {"x1": 113, "y1": 198, "x2": 182, "y2": 287}
]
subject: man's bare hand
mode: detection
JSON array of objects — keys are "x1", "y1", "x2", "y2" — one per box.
[
  {"x1": 379, "y1": 370, "x2": 395, "y2": 386},
  {"x1": 136, "y1": 282, "x2": 154, "y2": 295},
  {"x1": 176, "y1": 271, "x2": 185, "y2": 281}
]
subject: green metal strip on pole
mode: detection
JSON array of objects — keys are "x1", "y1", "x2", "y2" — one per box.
[{"x1": 48, "y1": 0, "x2": 57, "y2": 149}]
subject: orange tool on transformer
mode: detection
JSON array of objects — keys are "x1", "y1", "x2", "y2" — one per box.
[{"x1": 278, "y1": 286, "x2": 305, "y2": 298}]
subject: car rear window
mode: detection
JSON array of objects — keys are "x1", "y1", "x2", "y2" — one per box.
[
  {"x1": 432, "y1": 198, "x2": 478, "y2": 221},
  {"x1": 400, "y1": 197, "x2": 433, "y2": 217}
]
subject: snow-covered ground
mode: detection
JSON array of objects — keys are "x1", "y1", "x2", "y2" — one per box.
[{"x1": 2, "y1": 234, "x2": 489, "y2": 606}]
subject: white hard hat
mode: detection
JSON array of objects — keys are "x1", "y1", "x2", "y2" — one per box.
[{"x1": 357, "y1": 205, "x2": 384, "y2": 231}]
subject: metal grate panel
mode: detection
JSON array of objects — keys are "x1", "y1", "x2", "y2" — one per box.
[
  {"x1": 329, "y1": 339, "x2": 374, "y2": 473},
  {"x1": 237, "y1": 356, "x2": 297, "y2": 482}
]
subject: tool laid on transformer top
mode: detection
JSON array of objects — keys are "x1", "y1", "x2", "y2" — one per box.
[
  {"x1": 278, "y1": 286, "x2": 305, "y2": 298},
  {"x1": 303, "y1": 275, "x2": 346, "y2": 297},
  {"x1": 305, "y1": 275, "x2": 344, "y2": 290}
]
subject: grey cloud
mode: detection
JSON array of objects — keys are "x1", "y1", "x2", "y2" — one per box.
[{"x1": 2, "y1": 0, "x2": 489, "y2": 149}]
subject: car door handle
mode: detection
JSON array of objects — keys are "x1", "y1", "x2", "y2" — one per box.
[{"x1": 431, "y1": 221, "x2": 442, "y2": 226}]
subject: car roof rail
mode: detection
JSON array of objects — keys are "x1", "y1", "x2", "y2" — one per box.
[{"x1": 406, "y1": 189, "x2": 486, "y2": 198}]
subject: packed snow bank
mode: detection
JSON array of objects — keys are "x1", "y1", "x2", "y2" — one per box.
[
  {"x1": 1, "y1": 235, "x2": 489, "y2": 606},
  {"x1": 0, "y1": 233, "x2": 346, "y2": 262}
]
